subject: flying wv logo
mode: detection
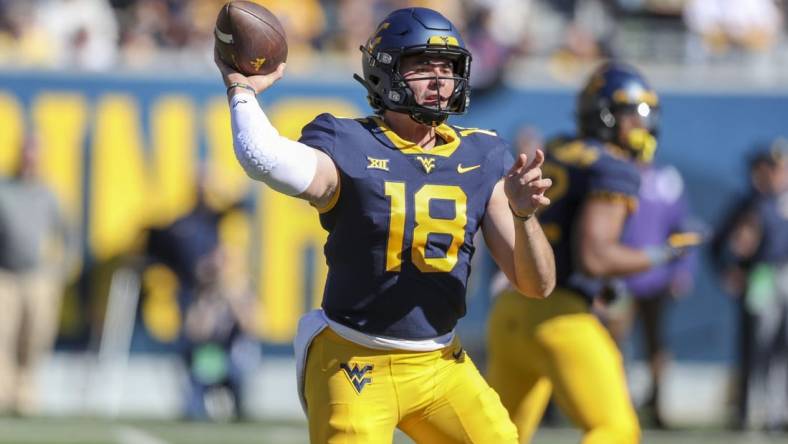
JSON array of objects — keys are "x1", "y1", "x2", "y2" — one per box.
[
  {"x1": 416, "y1": 156, "x2": 436, "y2": 173},
  {"x1": 340, "y1": 363, "x2": 373, "y2": 394}
]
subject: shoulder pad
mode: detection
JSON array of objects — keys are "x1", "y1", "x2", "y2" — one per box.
[
  {"x1": 453, "y1": 125, "x2": 498, "y2": 137},
  {"x1": 545, "y1": 134, "x2": 574, "y2": 151},
  {"x1": 549, "y1": 139, "x2": 600, "y2": 167}
]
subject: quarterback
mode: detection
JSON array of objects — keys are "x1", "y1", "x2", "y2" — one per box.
[{"x1": 216, "y1": 7, "x2": 555, "y2": 444}]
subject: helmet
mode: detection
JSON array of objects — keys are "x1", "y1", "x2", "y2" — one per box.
[
  {"x1": 353, "y1": 8, "x2": 472, "y2": 127},
  {"x1": 577, "y1": 62, "x2": 660, "y2": 162}
]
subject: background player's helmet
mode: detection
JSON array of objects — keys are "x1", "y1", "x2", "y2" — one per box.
[
  {"x1": 353, "y1": 8, "x2": 472, "y2": 127},
  {"x1": 577, "y1": 61, "x2": 660, "y2": 162}
]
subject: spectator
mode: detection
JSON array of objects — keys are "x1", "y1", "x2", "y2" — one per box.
[
  {"x1": 36, "y1": 0, "x2": 119, "y2": 70},
  {"x1": 684, "y1": 0, "x2": 783, "y2": 60},
  {"x1": 252, "y1": 0, "x2": 326, "y2": 71},
  {"x1": 143, "y1": 174, "x2": 259, "y2": 421},
  {"x1": 603, "y1": 162, "x2": 697, "y2": 429},
  {"x1": 712, "y1": 140, "x2": 788, "y2": 431},
  {"x1": 181, "y1": 244, "x2": 260, "y2": 422},
  {"x1": 116, "y1": 0, "x2": 206, "y2": 69},
  {"x1": 0, "y1": 2, "x2": 52, "y2": 67},
  {"x1": 0, "y1": 133, "x2": 76, "y2": 415},
  {"x1": 462, "y1": 4, "x2": 513, "y2": 94},
  {"x1": 548, "y1": 0, "x2": 617, "y2": 64}
]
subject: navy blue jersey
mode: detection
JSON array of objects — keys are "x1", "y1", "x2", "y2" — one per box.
[
  {"x1": 539, "y1": 137, "x2": 641, "y2": 301},
  {"x1": 299, "y1": 113, "x2": 513, "y2": 339}
]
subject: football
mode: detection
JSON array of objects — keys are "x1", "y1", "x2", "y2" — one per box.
[{"x1": 214, "y1": 1, "x2": 288, "y2": 76}]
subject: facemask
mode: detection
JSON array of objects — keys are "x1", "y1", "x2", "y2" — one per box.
[{"x1": 626, "y1": 128, "x2": 657, "y2": 163}]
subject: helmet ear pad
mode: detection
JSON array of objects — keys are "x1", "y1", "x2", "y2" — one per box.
[
  {"x1": 578, "y1": 105, "x2": 616, "y2": 142},
  {"x1": 363, "y1": 72, "x2": 385, "y2": 110},
  {"x1": 599, "y1": 107, "x2": 616, "y2": 129}
]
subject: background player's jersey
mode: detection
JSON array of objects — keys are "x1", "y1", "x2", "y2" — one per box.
[
  {"x1": 539, "y1": 136, "x2": 641, "y2": 302},
  {"x1": 299, "y1": 113, "x2": 513, "y2": 339},
  {"x1": 748, "y1": 194, "x2": 788, "y2": 263}
]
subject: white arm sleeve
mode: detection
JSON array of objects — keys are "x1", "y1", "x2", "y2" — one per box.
[{"x1": 230, "y1": 93, "x2": 318, "y2": 196}]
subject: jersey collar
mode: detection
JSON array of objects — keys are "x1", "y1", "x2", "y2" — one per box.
[{"x1": 370, "y1": 116, "x2": 460, "y2": 157}]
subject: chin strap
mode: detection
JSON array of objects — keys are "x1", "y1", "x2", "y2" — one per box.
[
  {"x1": 410, "y1": 109, "x2": 447, "y2": 127},
  {"x1": 353, "y1": 74, "x2": 384, "y2": 111},
  {"x1": 352, "y1": 73, "x2": 371, "y2": 93}
]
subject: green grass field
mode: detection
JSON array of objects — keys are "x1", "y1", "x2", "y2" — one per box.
[{"x1": 0, "y1": 417, "x2": 786, "y2": 444}]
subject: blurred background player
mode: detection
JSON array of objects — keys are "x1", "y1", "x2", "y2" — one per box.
[
  {"x1": 217, "y1": 7, "x2": 555, "y2": 443},
  {"x1": 712, "y1": 140, "x2": 788, "y2": 431},
  {"x1": 486, "y1": 61, "x2": 696, "y2": 444},
  {"x1": 0, "y1": 132, "x2": 76, "y2": 415},
  {"x1": 603, "y1": 162, "x2": 697, "y2": 429}
]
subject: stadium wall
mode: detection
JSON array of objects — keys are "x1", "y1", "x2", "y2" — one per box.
[{"x1": 1, "y1": 71, "x2": 787, "y2": 365}]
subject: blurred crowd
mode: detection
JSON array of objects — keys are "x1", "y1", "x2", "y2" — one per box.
[{"x1": 0, "y1": 0, "x2": 786, "y2": 86}]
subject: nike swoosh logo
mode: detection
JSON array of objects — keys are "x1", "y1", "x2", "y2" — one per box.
[{"x1": 457, "y1": 164, "x2": 481, "y2": 174}]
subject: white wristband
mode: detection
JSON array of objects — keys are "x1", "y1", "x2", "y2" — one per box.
[{"x1": 230, "y1": 94, "x2": 318, "y2": 196}]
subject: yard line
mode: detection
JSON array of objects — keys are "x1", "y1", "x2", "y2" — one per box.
[{"x1": 114, "y1": 426, "x2": 171, "y2": 444}]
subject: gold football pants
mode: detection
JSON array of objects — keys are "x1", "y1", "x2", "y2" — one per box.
[
  {"x1": 304, "y1": 328, "x2": 518, "y2": 444},
  {"x1": 486, "y1": 289, "x2": 640, "y2": 444}
]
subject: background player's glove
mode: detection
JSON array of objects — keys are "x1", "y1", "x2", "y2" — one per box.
[{"x1": 645, "y1": 231, "x2": 704, "y2": 267}]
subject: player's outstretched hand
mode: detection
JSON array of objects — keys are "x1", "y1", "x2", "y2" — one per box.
[
  {"x1": 504, "y1": 149, "x2": 552, "y2": 219},
  {"x1": 645, "y1": 231, "x2": 706, "y2": 268},
  {"x1": 214, "y1": 46, "x2": 285, "y2": 95}
]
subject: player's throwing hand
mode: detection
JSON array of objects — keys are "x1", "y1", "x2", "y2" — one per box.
[
  {"x1": 504, "y1": 149, "x2": 552, "y2": 219},
  {"x1": 214, "y1": 46, "x2": 286, "y2": 95}
]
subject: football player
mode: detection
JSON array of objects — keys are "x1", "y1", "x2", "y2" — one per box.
[
  {"x1": 215, "y1": 7, "x2": 555, "y2": 444},
  {"x1": 486, "y1": 62, "x2": 688, "y2": 444}
]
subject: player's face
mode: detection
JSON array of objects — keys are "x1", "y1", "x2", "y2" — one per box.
[
  {"x1": 772, "y1": 160, "x2": 788, "y2": 192},
  {"x1": 399, "y1": 55, "x2": 456, "y2": 110},
  {"x1": 615, "y1": 103, "x2": 656, "y2": 148},
  {"x1": 616, "y1": 109, "x2": 646, "y2": 136},
  {"x1": 752, "y1": 161, "x2": 787, "y2": 194}
]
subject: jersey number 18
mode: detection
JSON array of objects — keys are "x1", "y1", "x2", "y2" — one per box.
[{"x1": 384, "y1": 182, "x2": 467, "y2": 273}]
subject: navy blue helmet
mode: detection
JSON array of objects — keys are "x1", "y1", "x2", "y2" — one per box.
[
  {"x1": 353, "y1": 8, "x2": 472, "y2": 127},
  {"x1": 577, "y1": 62, "x2": 660, "y2": 162}
]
